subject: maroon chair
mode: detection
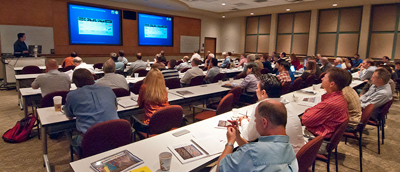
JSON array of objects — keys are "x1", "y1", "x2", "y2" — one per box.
[
  {"x1": 181, "y1": 67, "x2": 190, "y2": 73},
  {"x1": 70, "y1": 119, "x2": 132, "y2": 161},
  {"x1": 234, "y1": 72, "x2": 246, "y2": 79},
  {"x1": 290, "y1": 78, "x2": 303, "y2": 92},
  {"x1": 260, "y1": 68, "x2": 270, "y2": 74},
  {"x1": 344, "y1": 104, "x2": 375, "y2": 172},
  {"x1": 225, "y1": 63, "x2": 231, "y2": 69},
  {"x1": 21, "y1": 65, "x2": 41, "y2": 74},
  {"x1": 317, "y1": 72, "x2": 326, "y2": 84},
  {"x1": 132, "y1": 68, "x2": 148, "y2": 77},
  {"x1": 203, "y1": 66, "x2": 209, "y2": 71},
  {"x1": 367, "y1": 98, "x2": 394, "y2": 154},
  {"x1": 194, "y1": 93, "x2": 233, "y2": 121},
  {"x1": 40, "y1": 91, "x2": 70, "y2": 108},
  {"x1": 130, "y1": 80, "x2": 144, "y2": 95},
  {"x1": 229, "y1": 87, "x2": 242, "y2": 107},
  {"x1": 296, "y1": 136, "x2": 324, "y2": 172},
  {"x1": 135, "y1": 105, "x2": 183, "y2": 139},
  {"x1": 189, "y1": 76, "x2": 204, "y2": 86},
  {"x1": 165, "y1": 78, "x2": 181, "y2": 89},
  {"x1": 93, "y1": 63, "x2": 103, "y2": 69},
  {"x1": 304, "y1": 74, "x2": 316, "y2": 88},
  {"x1": 112, "y1": 88, "x2": 130, "y2": 97},
  {"x1": 63, "y1": 65, "x2": 76, "y2": 72},
  {"x1": 176, "y1": 60, "x2": 183, "y2": 65},
  {"x1": 211, "y1": 73, "x2": 225, "y2": 83},
  {"x1": 281, "y1": 82, "x2": 291, "y2": 95},
  {"x1": 314, "y1": 119, "x2": 349, "y2": 172}
]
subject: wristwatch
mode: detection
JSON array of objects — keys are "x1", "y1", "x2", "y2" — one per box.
[{"x1": 225, "y1": 142, "x2": 234, "y2": 148}]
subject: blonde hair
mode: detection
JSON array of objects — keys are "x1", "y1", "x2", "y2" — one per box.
[{"x1": 143, "y1": 68, "x2": 167, "y2": 103}]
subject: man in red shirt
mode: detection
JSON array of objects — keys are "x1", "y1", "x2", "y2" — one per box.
[
  {"x1": 302, "y1": 68, "x2": 349, "y2": 139},
  {"x1": 62, "y1": 51, "x2": 78, "y2": 68}
]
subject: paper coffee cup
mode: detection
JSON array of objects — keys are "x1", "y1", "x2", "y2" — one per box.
[
  {"x1": 159, "y1": 152, "x2": 172, "y2": 171},
  {"x1": 53, "y1": 96, "x2": 62, "y2": 112}
]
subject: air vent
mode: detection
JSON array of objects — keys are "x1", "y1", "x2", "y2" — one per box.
[
  {"x1": 254, "y1": 0, "x2": 268, "y2": 2},
  {"x1": 231, "y1": 8, "x2": 240, "y2": 11},
  {"x1": 234, "y1": 3, "x2": 248, "y2": 6}
]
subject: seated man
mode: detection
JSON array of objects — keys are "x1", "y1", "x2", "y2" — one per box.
[
  {"x1": 31, "y1": 59, "x2": 71, "y2": 97},
  {"x1": 204, "y1": 58, "x2": 219, "y2": 83},
  {"x1": 180, "y1": 58, "x2": 203, "y2": 86},
  {"x1": 95, "y1": 59, "x2": 129, "y2": 91},
  {"x1": 360, "y1": 68, "x2": 392, "y2": 120},
  {"x1": 360, "y1": 66, "x2": 396, "y2": 96},
  {"x1": 110, "y1": 52, "x2": 125, "y2": 72},
  {"x1": 302, "y1": 68, "x2": 349, "y2": 139},
  {"x1": 219, "y1": 52, "x2": 231, "y2": 68},
  {"x1": 152, "y1": 55, "x2": 166, "y2": 69},
  {"x1": 117, "y1": 50, "x2": 128, "y2": 64},
  {"x1": 333, "y1": 58, "x2": 343, "y2": 68},
  {"x1": 238, "y1": 74, "x2": 305, "y2": 153},
  {"x1": 62, "y1": 51, "x2": 77, "y2": 68},
  {"x1": 342, "y1": 72, "x2": 362, "y2": 132},
  {"x1": 73, "y1": 57, "x2": 94, "y2": 74},
  {"x1": 128, "y1": 53, "x2": 147, "y2": 76},
  {"x1": 352, "y1": 54, "x2": 363, "y2": 69},
  {"x1": 175, "y1": 56, "x2": 191, "y2": 71},
  {"x1": 65, "y1": 69, "x2": 119, "y2": 147},
  {"x1": 217, "y1": 100, "x2": 298, "y2": 172},
  {"x1": 161, "y1": 59, "x2": 179, "y2": 79},
  {"x1": 190, "y1": 50, "x2": 201, "y2": 62},
  {"x1": 359, "y1": 59, "x2": 377, "y2": 81},
  {"x1": 320, "y1": 57, "x2": 333, "y2": 73},
  {"x1": 276, "y1": 60, "x2": 292, "y2": 83}
]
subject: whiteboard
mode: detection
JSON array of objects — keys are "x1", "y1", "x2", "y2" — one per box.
[
  {"x1": 0, "y1": 25, "x2": 54, "y2": 54},
  {"x1": 180, "y1": 35, "x2": 200, "y2": 53}
]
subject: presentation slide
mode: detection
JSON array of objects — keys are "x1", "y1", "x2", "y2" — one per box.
[
  {"x1": 68, "y1": 4, "x2": 122, "y2": 45},
  {"x1": 138, "y1": 13, "x2": 173, "y2": 46}
]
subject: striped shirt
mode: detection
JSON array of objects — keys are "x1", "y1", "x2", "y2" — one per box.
[
  {"x1": 276, "y1": 71, "x2": 291, "y2": 83},
  {"x1": 161, "y1": 69, "x2": 179, "y2": 79},
  {"x1": 302, "y1": 91, "x2": 349, "y2": 139}
]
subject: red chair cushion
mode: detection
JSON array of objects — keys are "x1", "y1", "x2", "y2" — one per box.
[{"x1": 195, "y1": 111, "x2": 216, "y2": 120}]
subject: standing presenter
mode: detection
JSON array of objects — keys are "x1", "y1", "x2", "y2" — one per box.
[{"x1": 14, "y1": 33, "x2": 28, "y2": 57}]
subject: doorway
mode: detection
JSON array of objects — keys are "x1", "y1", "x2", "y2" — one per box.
[{"x1": 204, "y1": 37, "x2": 216, "y2": 58}]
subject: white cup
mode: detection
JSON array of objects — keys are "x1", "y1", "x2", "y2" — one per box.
[
  {"x1": 218, "y1": 80, "x2": 222, "y2": 85},
  {"x1": 53, "y1": 96, "x2": 62, "y2": 111},
  {"x1": 232, "y1": 109, "x2": 240, "y2": 119},
  {"x1": 134, "y1": 73, "x2": 139, "y2": 78},
  {"x1": 292, "y1": 94, "x2": 299, "y2": 103},
  {"x1": 126, "y1": 76, "x2": 131, "y2": 79},
  {"x1": 159, "y1": 152, "x2": 172, "y2": 171},
  {"x1": 313, "y1": 84, "x2": 320, "y2": 91}
]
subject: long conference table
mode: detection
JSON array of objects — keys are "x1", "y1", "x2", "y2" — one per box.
[{"x1": 34, "y1": 77, "x2": 365, "y2": 172}]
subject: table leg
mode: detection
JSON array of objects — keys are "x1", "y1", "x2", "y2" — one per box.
[
  {"x1": 17, "y1": 81, "x2": 22, "y2": 108},
  {"x1": 23, "y1": 96, "x2": 28, "y2": 117},
  {"x1": 42, "y1": 125, "x2": 51, "y2": 171}
]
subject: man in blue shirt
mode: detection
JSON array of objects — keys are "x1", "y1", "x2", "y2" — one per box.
[
  {"x1": 13, "y1": 33, "x2": 28, "y2": 56},
  {"x1": 65, "y1": 69, "x2": 119, "y2": 147},
  {"x1": 220, "y1": 52, "x2": 231, "y2": 68},
  {"x1": 217, "y1": 99, "x2": 298, "y2": 172},
  {"x1": 352, "y1": 54, "x2": 363, "y2": 69}
]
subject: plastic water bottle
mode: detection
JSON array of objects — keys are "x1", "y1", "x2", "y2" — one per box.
[{"x1": 33, "y1": 45, "x2": 38, "y2": 58}]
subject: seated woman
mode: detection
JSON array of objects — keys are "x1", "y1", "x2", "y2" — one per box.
[
  {"x1": 224, "y1": 63, "x2": 260, "y2": 102},
  {"x1": 290, "y1": 53, "x2": 300, "y2": 70},
  {"x1": 137, "y1": 68, "x2": 169, "y2": 124},
  {"x1": 151, "y1": 54, "x2": 166, "y2": 69},
  {"x1": 260, "y1": 53, "x2": 272, "y2": 72},
  {"x1": 300, "y1": 60, "x2": 321, "y2": 81}
]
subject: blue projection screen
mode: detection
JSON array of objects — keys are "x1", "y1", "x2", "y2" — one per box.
[
  {"x1": 138, "y1": 13, "x2": 173, "y2": 46},
  {"x1": 68, "y1": 4, "x2": 122, "y2": 45}
]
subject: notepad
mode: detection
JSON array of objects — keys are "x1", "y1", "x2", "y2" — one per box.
[
  {"x1": 176, "y1": 90, "x2": 193, "y2": 95},
  {"x1": 118, "y1": 98, "x2": 137, "y2": 108}
]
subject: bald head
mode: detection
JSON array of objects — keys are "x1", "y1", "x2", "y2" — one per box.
[
  {"x1": 103, "y1": 59, "x2": 116, "y2": 73},
  {"x1": 46, "y1": 59, "x2": 58, "y2": 70},
  {"x1": 73, "y1": 57, "x2": 82, "y2": 66},
  {"x1": 257, "y1": 99, "x2": 287, "y2": 127},
  {"x1": 321, "y1": 57, "x2": 329, "y2": 65}
]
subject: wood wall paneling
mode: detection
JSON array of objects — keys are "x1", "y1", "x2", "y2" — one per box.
[
  {"x1": 371, "y1": 5, "x2": 397, "y2": 32},
  {"x1": 369, "y1": 33, "x2": 394, "y2": 58},
  {"x1": 319, "y1": 10, "x2": 339, "y2": 33},
  {"x1": 339, "y1": 7, "x2": 362, "y2": 32},
  {"x1": 246, "y1": 35, "x2": 257, "y2": 52},
  {"x1": 337, "y1": 34, "x2": 359, "y2": 56},
  {"x1": 257, "y1": 35, "x2": 270, "y2": 53},
  {"x1": 317, "y1": 34, "x2": 336, "y2": 56},
  {"x1": 258, "y1": 16, "x2": 271, "y2": 34},
  {"x1": 278, "y1": 14, "x2": 293, "y2": 34},
  {"x1": 276, "y1": 35, "x2": 291, "y2": 53},
  {"x1": 292, "y1": 34, "x2": 309, "y2": 55},
  {"x1": 395, "y1": 35, "x2": 400, "y2": 59},
  {"x1": 294, "y1": 12, "x2": 311, "y2": 33},
  {"x1": 0, "y1": 0, "x2": 53, "y2": 27},
  {"x1": 247, "y1": 17, "x2": 258, "y2": 34}
]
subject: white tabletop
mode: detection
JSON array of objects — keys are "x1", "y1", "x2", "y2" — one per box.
[
  {"x1": 352, "y1": 72, "x2": 360, "y2": 80},
  {"x1": 20, "y1": 84, "x2": 77, "y2": 97},
  {"x1": 15, "y1": 73, "x2": 41, "y2": 80},
  {"x1": 168, "y1": 80, "x2": 242, "y2": 99},
  {"x1": 14, "y1": 65, "x2": 63, "y2": 71},
  {"x1": 126, "y1": 77, "x2": 146, "y2": 84}
]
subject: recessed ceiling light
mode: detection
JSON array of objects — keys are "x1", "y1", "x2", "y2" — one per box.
[
  {"x1": 250, "y1": 13, "x2": 254, "y2": 15},
  {"x1": 222, "y1": 16, "x2": 225, "y2": 18},
  {"x1": 333, "y1": 3, "x2": 338, "y2": 6},
  {"x1": 222, "y1": 3, "x2": 225, "y2": 5},
  {"x1": 286, "y1": 9, "x2": 290, "y2": 11}
]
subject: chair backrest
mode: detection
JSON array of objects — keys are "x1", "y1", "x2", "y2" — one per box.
[
  {"x1": 189, "y1": 75, "x2": 204, "y2": 86},
  {"x1": 63, "y1": 65, "x2": 76, "y2": 72},
  {"x1": 80, "y1": 119, "x2": 132, "y2": 158},
  {"x1": 304, "y1": 74, "x2": 316, "y2": 87},
  {"x1": 93, "y1": 63, "x2": 103, "y2": 69},
  {"x1": 21, "y1": 65, "x2": 41, "y2": 74},
  {"x1": 130, "y1": 80, "x2": 144, "y2": 95},
  {"x1": 112, "y1": 88, "x2": 130, "y2": 97},
  {"x1": 379, "y1": 98, "x2": 394, "y2": 120},
  {"x1": 225, "y1": 63, "x2": 231, "y2": 69},
  {"x1": 281, "y1": 82, "x2": 291, "y2": 95},
  {"x1": 165, "y1": 78, "x2": 181, "y2": 89},
  {"x1": 260, "y1": 68, "x2": 270, "y2": 74},
  {"x1": 296, "y1": 136, "x2": 324, "y2": 172},
  {"x1": 133, "y1": 68, "x2": 148, "y2": 77},
  {"x1": 291, "y1": 78, "x2": 303, "y2": 92},
  {"x1": 326, "y1": 119, "x2": 349, "y2": 152},
  {"x1": 211, "y1": 73, "x2": 225, "y2": 83},
  {"x1": 40, "y1": 91, "x2": 70, "y2": 108},
  {"x1": 176, "y1": 60, "x2": 183, "y2": 65},
  {"x1": 216, "y1": 93, "x2": 234, "y2": 115},
  {"x1": 203, "y1": 66, "x2": 208, "y2": 71},
  {"x1": 234, "y1": 72, "x2": 246, "y2": 79},
  {"x1": 356, "y1": 104, "x2": 375, "y2": 132},
  {"x1": 228, "y1": 87, "x2": 242, "y2": 105},
  {"x1": 317, "y1": 72, "x2": 326, "y2": 84},
  {"x1": 115, "y1": 70, "x2": 125, "y2": 76},
  {"x1": 148, "y1": 105, "x2": 183, "y2": 134},
  {"x1": 181, "y1": 67, "x2": 190, "y2": 73}
]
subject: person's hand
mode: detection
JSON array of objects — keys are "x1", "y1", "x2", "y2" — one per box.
[
  {"x1": 227, "y1": 120, "x2": 238, "y2": 127},
  {"x1": 226, "y1": 127, "x2": 237, "y2": 144},
  {"x1": 238, "y1": 116, "x2": 249, "y2": 123},
  {"x1": 224, "y1": 84, "x2": 231, "y2": 87},
  {"x1": 23, "y1": 50, "x2": 28, "y2": 53}
]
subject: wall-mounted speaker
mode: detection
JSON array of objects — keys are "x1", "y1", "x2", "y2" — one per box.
[{"x1": 123, "y1": 10, "x2": 136, "y2": 20}]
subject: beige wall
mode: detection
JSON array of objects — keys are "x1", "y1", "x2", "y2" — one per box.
[{"x1": 219, "y1": 17, "x2": 246, "y2": 54}]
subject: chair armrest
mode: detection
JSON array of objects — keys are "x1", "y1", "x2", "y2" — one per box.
[
  {"x1": 192, "y1": 104, "x2": 217, "y2": 112},
  {"x1": 131, "y1": 115, "x2": 147, "y2": 126}
]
